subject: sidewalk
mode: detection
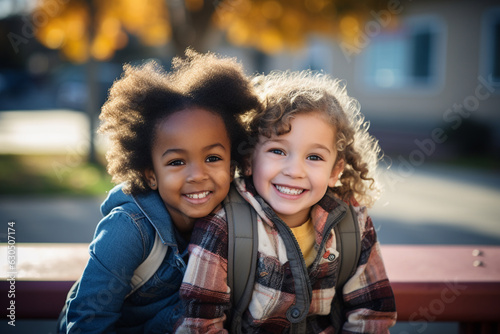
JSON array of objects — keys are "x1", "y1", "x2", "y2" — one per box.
[
  {"x1": 1, "y1": 163, "x2": 499, "y2": 245},
  {"x1": 371, "y1": 163, "x2": 500, "y2": 245},
  {"x1": 1, "y1": 109, "x2": 499, "y2": 245},
  {"x1": 0, "y1": 196, "x2": 103, "y2": 243}
]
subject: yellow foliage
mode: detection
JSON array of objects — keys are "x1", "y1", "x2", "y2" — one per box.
[
  {"x1": 33, "y1": 0, "x2": 391, "y2": 60},
  {"x1": 63, "y1": 38, "x2": 89, "y2": 64},
  {"x1": 340, "y1": 15, "x2": 360, "y2": 38},
  {"x1": 213, "y1": 0, "x2": 388, "y2": 54},
  {"x1": 40, "y1": 23, "x2": 65, "y2": 49},
  {"x1": 304, "y1": 0, "x2": 329, "y2": 13},
  {"x1": 139, "y1": 22, "x2": 171, "y2": 46},
  {"x1": 34, "y1": 0, "x2": 170, "y2": 63},
  {"x1": 97, "y1": 0, "x2": 170, "y2": 47},
  {"x1": 258, "y1": 27, "x2": 283, "y2": 54},
  {"x1": 260, "y1": 1, "x2": 283, "y2": 20},
  {"x1": 227, "y1": 19, "x2": 251, "y2": 46}
]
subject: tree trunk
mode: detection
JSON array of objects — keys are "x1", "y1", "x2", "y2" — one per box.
[
  {"x1": 86, "y1": 0, "x2": 98, "y2": 163},
  {"x1": 166, "y1": 0, "x2": 218, "y2": 55},
  {"x1": 85, "y1": 59, "x2": 99, "y2": 164}
]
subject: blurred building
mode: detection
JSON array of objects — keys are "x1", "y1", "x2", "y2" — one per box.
[{"x1": 218, "y1": 0, "x2": 499, "y2": 161}]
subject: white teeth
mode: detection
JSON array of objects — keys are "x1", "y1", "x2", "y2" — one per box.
[
  {"x1": 275, "y1": 185, "x2": 304, "y2": 195},
  {"x1": 186, "y1": 191, "x2": 210, "y2": 199}
]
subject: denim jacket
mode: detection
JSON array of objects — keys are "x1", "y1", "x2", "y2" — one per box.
[{"x1": 59, "y1": 183, "x2": 188, "y2": 333}]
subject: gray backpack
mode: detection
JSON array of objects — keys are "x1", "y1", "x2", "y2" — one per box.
[
  {"x1": 224, "y1": 185, "x2": 361, "y2": 332},
  {"x1": 116, "y1": 186, "x2": 360, "y2": 330}
]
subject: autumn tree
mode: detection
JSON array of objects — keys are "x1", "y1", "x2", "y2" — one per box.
[
  {"x1": 32, "y1": 0, "x2": 388, "y2": 161},
  {"x1": 34, "y1": 0, "x2": 390, "y2": 62}
]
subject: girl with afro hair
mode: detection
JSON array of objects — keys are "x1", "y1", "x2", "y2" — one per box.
[{"x1": 57, "y1": 49, "x2": 260, "y2": 334}]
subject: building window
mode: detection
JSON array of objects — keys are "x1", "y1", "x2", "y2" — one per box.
[
  {"x1": 412, "y1": 29, "x2": 432, "y2": 82},
  {"x1": 481, "y1": 7, "x2": 500, "y2": 86},
  {"x1": 360, "y1": 15, "x2": 446, "y2": 92}
]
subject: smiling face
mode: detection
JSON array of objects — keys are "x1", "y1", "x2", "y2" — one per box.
[
  {"x1": 250, "y1": 111, "x2": 344, "y2": 227},
  {"x1": 145, "y1": 107, "x2": 232, "y2": 234}
]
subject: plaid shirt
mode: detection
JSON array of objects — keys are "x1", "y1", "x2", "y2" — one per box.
[{"x1": 176, "y1": 178, "x2": 396, "y2": 333}]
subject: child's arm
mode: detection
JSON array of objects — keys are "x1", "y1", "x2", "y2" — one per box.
[
  {"x1": 176, "y1": 210, "x2": 231, "y2": 333},
  {"x1": 64, "y1": 212, "x2": 146, "y2": 333},
  {"x1": 340, "y1": 208, "x2": 397, "y2": 333}
]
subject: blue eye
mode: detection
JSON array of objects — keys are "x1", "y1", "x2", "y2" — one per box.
[
  {"x1": 307, "y1": 155, "x2": 323, "y2": 161},
  {"x1": 206, "y1": 155, "x2": 222, "y2": 163},
  {"x1": 270, "y1": 149, "x2": 285, "y2": 155}
]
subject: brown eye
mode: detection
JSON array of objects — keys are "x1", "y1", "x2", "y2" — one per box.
[
  {"x1": 168, "y1": 160, "x2": 185, "y2": 166},
  {"x1": 206, "y1": 156, "x2": 222, "y2": 163}
]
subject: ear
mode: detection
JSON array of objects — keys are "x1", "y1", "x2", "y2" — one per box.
[
  {"x1": 144, "y1": 168, "x2": 158, "y2": 190},
  {"x1": 242, "y1": 156, "x2": 252, "y2": 177},
  {"x1": 328, "y1": 159, "x2": 345, "y2": 188},
  {"x1": 230, "y1": 163, "x2": 236, "y2": 182},
  {"x1": 244, "y1": 164, "x2": 252, "y2": 177}
]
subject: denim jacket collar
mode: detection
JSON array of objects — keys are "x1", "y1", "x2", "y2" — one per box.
[{"x1": 132, "y1": 190, "x2": 179, "y2": 248}]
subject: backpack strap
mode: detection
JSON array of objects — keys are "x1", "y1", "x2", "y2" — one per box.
[
  {"x1": 57, "y1": 230, "x2": 167, "y2": 331},
  {"x1": 330, "y1": 204, "x2": 361, "y2": 328},
  {"x1": 126, "y1": 232, "x2": 168, "y2": 298},
  {"x1": 225, "y1": 185, "x2": 258, "y2": 333},
  {"x1": 335, "y1": 204, "x2": 361, "y2": 289}
]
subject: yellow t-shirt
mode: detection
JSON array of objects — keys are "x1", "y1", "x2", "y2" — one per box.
[{"x1": 290, "y1": 218, "x2": 317, "y2": 267}]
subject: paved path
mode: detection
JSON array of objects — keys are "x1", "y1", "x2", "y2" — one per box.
[
  {"x1": 1, "y1": 163, "x2": 499, "y2": 245},
  {"x1": 371, "y1": 163, "x2": 500, "y2": 245},
  {"x1": 0, "y1": 196, "x2": 103, "y2": 243},
  {"x1": 1, "y1": 110, "x2": 499, "y2": 245}
]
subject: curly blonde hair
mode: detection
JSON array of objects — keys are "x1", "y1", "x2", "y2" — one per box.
[
  {"x1": 241, "y1": 70, "x2": 383, "y2": 207},
  {"x1": 99, "y1": 49, "x2": 260, "y2": 195}
]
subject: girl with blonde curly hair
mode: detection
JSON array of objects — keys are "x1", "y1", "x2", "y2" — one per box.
[{"x1": 177, "y1": 70, "x2": 396, "y2": 333}]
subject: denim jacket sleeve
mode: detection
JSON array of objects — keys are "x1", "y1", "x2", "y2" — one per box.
[{"x1": 65, "y1": 209, "x2": 149, "y2": 333}]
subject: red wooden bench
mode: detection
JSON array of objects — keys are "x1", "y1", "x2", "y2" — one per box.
[{"x1": 1, "y1": 244, "x2": 499, "y2": 333}]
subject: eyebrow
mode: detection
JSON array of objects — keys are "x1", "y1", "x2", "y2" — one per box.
[
  {"x1": 161, "y1": 142, "x2": 228, "y2": 157},
  {"x1": 263, "y1": 138, "x2": 332, "y2": 154},
  {"x1": 310, "y1": 143, "x2": 332, "y2": 154}
]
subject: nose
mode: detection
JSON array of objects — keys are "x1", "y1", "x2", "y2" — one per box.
[
  {"x1": 282, "y1": 156, "x2": 306, "y2": 178},
  {"x1": 186, "y1": 163, "x2": 208, "y2": 183}
]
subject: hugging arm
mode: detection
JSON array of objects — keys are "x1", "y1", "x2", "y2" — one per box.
[
  {"x1": 176, "y1": 212, "x2": 231, "y2": 333},
  {"x1": 340, "y1": 212, "x2": 397, "y2": 334}
]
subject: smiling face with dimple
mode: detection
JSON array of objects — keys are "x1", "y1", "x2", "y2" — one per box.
[
  {"x1": 249, "y1": 111, "x2": 344, "y2": 228},
  {"x1": 145, "y1": 107, "x2": 232, "y2": 234}
]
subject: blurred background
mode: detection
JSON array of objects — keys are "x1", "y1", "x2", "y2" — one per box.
[{"x1": 0, "y1": 0, "x2": 499, "y2": 332}]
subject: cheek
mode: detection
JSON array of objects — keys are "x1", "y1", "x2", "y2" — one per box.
[
  {"x1": 313, "y1": 168, "x2": 336, "y2": 190},
  {"x1": 212, "y1": 163, "x2": 232, "y2": 184},
  {"x1": 218, "y1": 169, "x2": 232, "y2": 185},
  {"x1": 159, "y1": 172, "x2": 182, "y2": 192},
  {"x1": 250, "y1": 161, "x2": 268, "y2": 180}
]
